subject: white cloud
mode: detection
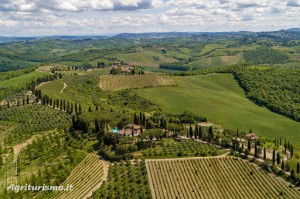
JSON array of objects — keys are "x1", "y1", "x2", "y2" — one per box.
[
  {"x1": 0, "y1": 0, "x2": 299, "y2": 36},
  {"x1": 0, "y1": 0, "x2": 162, "y2": 12}
]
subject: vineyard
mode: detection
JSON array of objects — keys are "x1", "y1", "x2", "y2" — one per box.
[
  {"x1": 99, "y1": 75, "x2": 176, "y2": 91},
  {"x1": 37, "y1": 64, "x2": 70, "y2": 72},
  {"x1": 141, "y1": 139, "x2": 222, "y2": 158},
  {"x1": 91, "y1": 160, "x2": 152, "y2": 199},
  {"x1": 48, "y1": 154, "x2": 107, "y2": 199},
  {"x1": 0, "y1": 105, "x2": 71, "y2": 144},
  {"x1": 146, "y1": 157, "x2": 300, "y2": 199}
]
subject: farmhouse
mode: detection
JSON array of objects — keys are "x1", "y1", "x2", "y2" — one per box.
[
  {"x1": 245, "y1": 133, "x2": 259, "y2": 141},
  {"x1": 112, "y1": 124, "x2": 142, "y2": 137}
]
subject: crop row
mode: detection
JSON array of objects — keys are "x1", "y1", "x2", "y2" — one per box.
[
  {"x1": 62, "y1": 75, "x2": 99, "y2": 86},
  {"x1": 49, "y1": 154, "x2": 105, "y2": 199},
  {"x1": 146, "y1": 157, "x2": 300, "y2": 199}
]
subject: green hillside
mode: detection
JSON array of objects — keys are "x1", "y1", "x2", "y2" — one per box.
[{"x1": 135, "y1": 73, "x2": 300, "y2": 150}]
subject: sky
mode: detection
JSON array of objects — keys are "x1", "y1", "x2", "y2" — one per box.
[{"x1": 0, "y1": 0, "x2": 299, "y2": 36}]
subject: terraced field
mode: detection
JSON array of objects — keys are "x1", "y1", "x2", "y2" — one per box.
[
  {"x1": 49, "y1": 154, "x2": 108, "y2": 199},
  {"x1": 100, "y1": 75, "x2": 176, "y2": 91},
  {"x1": 146, "y1": 157, "x2": 300, "y2": 199}
]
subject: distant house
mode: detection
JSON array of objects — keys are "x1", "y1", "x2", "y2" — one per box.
[
  {"x1": 113, "y1": 124, "x2": 142, "y2": 137},
  {"x1": 245, "y1": 133, "x2": 259, "y2": 141}
]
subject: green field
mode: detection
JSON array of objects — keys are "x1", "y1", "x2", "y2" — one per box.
[
  {"x1": 0, "y1": 71, "x2": 48, "y2": 88},
  {"x1": 135, "y1": 73, "x2": 300, "y2": 150}
]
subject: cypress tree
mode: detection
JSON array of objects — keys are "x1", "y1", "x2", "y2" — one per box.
[
  {"x1": 63, "y1": 99, "x2": 66, "y2": 111},
  {"x1": 286, "y1": 162, "x2": 290, "y2": 171},
  {"x1": 139, "y1": 112, "x2": 143, "y2": 125},
  {"x1": 297, "y1": 163, "x2": 300, "y2": 174},
  {"x1": 195, "y1": 125, "x2": 198, "y2": 139},
  {"x1": 254, "y1": 141, "x2": 258, "y2": 157},
  {"x1": 290, "y1": 169, "x2": 295, "y2": 180},
  {"x1": 60, "y1": 99, "x2": 63, "y2": 110},
  {"x1": 272, "y1": 150, "x2": 276, "y2": 165},
  {"x1": 236, "y1": 129, "x2": 239, "y2": 138},
  {"x1": 199, "y1": 126, "x2": 202, "y2": 140},
  {"x1": 248, "y1": 139, "x2": 251, "y2": 151},
  {"x1": 208, "y1": 126, "x2": 213, "y2": 142},
  {"x1": 143, "y1": 114, "x2": 146, "y2": 126},
  {"x1": 276, "y1": 152, "x2": 281, "y2": 165},
  {"x1": 284, "y1": 139, "x2": 287, "y2": 154},
  {"x1": 132, "y1": 126, "x2": 134, "y2": 137},
  {"x1": 279, "y1": 137, "x2": 282, "y2": 146},
  {"x1": 78, "y1": 104, "x2": 82, "y2": 113},
  {"x1": 281, "y1": 158, "x2": 284, "y2": 170},
  {"x1": 290, "y1": 145, "x2": 294, "y2": 158},
  {"x1": 134, "y1": 113, "x2": 138, "y2": 125},
  {"x1": 263, "y1": 147, "x2": 266, "y2": 160},
  {"x1": 189, "y1": 124, "x2": 193, "y2": 138}
]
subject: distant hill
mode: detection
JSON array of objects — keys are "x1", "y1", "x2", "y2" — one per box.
[
  {"x1": 0, "y1": 35, "x2": 108, "y2": 43},
  {"x1": 286, "y1": 28, "x2": 300, "y2": 33},
  {"x1": 113, "y1": 31, "x2": 247, "y2": 39}
]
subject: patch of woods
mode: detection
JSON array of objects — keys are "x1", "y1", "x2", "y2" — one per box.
[
  {"x1": 234, "y1": 68, "x2": 300, "y2": 121},
  {"x1": 243, "y1": 47, "x2": 289, "y2": 65},
  {"x1": 159, "y1": 62, "x2": 191, "y2": 71}
]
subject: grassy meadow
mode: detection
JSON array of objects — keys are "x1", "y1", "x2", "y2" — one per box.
[
  {"x1": 135, "y1": 73, "x2": 300, "y2": 150},
  {"x1": 0, "y1": 71, "x2": 48, "y2": 88}
]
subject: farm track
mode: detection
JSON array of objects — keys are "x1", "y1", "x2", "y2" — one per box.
[
  {"x1": 60, "y1": 83, "x2": 67, "y2": 93},
  {"x1": 13, "y1": 130, "x2": 58, "y2": 163}
]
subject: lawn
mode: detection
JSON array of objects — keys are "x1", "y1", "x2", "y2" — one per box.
[{"x1": 135, "y1": 73, "x2": 300, "y2": 151}]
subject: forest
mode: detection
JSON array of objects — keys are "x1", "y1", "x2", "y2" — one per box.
[{"x1": 234, "y1": 68, "x2": 300, "y2": 121}]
